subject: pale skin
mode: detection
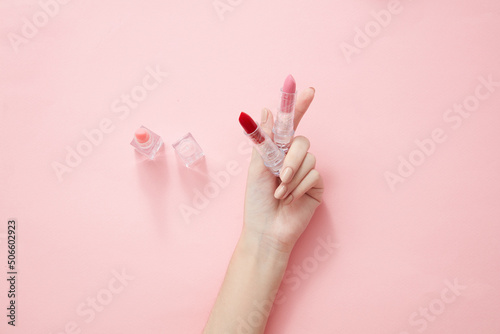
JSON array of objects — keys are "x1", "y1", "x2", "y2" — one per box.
[{"x1": 203, "y1": 87, "x2": 324, "y2": 334}]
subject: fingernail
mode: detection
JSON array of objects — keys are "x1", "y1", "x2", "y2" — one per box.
[
  {"x1": 280, "y1": 167, "x2": 293, "y2": 183},
  {"x1": 274, "y1": 184, "x2": 287, "y2": 199},
  {"x1": 309, "y1": 87, "x2": 315, "y2": 94},
  {"x1": 284, "y1": 194, "x2": 294, "y2": 205},
  {"x1": 261, "y1": 108, "x2": 269, "y2": 124}
]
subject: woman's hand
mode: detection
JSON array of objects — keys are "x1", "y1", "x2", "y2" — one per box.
[
  {"x1": 203, "y1": 87, "x2": 323, "y2": 334},
  {"x1": 243, "y1": 87, "x2": 324, "y2": 254}
]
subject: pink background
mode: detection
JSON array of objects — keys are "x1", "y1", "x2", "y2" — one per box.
[{"x1": 1, "y1": 0, "x2": 500, "y2": 333}]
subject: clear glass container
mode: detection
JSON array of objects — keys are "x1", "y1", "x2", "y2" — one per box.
[
  {"x1": 130, "y1": 126, "x2": 163, "y2": 160},
  {"x1": 172, "y1": 132, "x2": 204, "y2": 167}
]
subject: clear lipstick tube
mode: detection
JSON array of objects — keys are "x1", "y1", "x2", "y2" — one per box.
[
  {"x1": 245, "y1": 125, "x2": 285, "y2": 176},
  {"x1": 273, "y1": 89, "x2": 296, "y2": 153}
]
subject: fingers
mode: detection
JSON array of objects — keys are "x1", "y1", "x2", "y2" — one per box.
[
  {"x1": 293, "y1": 87, "x2": 315, "y2": 131},
  {"x1": 255, "y1": 85, "x2": 315, "y2": 183},
  {"x1": 261, "y1": 86, "x2": 314, "y2": 136},
  {"x1": 260, "y1": 108, "x2": 274, "y2": 139},
  {"x1": 283, "y1": 169, "x2": 323, "y2": 205},
  {"x1": 278, "y1": 136, "x2": 310, "y2": 183},
  {"x1": 304, "y1": 171, "x2": 324, "y2": 204},
  {"x1": 274, "y1": 151, "x2": 316, "y2": 200},
  {"x1": 273, "y1": 135, "x2": 323, "y2": 205}
]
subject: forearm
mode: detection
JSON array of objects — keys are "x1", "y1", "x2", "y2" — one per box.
[{"x1": 203, "y1": 230, "x2": 291, "y2": 334}]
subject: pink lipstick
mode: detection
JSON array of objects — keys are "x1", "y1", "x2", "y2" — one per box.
[
  {"x1": 273, "y1": 74, "x2": 297, "y2": 153},
  {"x1": 239, "y1": 112, "x2": 284, "y2": 176}
]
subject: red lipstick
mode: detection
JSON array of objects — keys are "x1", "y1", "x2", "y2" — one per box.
[{"x1": 239, "y1": 112, "x2": 264, "y2": 144}]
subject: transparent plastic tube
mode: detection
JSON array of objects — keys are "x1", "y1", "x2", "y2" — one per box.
[
  {"x1": 273, "y1": 89, "x2": 296, "y2": 153},
  {"x1": 245, "y1": 125, "x2": 285, "y2": 176}
]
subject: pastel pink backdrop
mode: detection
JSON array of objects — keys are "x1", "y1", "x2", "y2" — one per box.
[{"x1": 1, "y1": 0, "x2": 500, "y2": 333}]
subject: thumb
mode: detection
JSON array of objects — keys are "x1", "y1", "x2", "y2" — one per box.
[{"x1": 260, "y1": 108, "x2": 274, "y2": 140}]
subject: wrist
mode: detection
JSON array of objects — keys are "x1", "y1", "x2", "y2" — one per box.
[{"x1": 238, "y1": 228, "x2": 293, "y2": 267}]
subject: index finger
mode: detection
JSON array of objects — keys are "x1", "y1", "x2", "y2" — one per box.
[{"x1": 293, "y1": 87, "x2": 315, "y2": 131}]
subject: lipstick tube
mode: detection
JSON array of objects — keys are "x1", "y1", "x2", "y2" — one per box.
[
  {"x1": 273, "y1": 88, "x2": 297, "y2": 153},
  {"x1": 246, "y1": 125, "x2": 285, "y2": 176},
  {"x1": 240, "y1": 112, "x2": 284, "y2": 176}
]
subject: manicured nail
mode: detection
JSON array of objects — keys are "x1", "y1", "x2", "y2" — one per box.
[
  {"x1": 274, "y1": 184, "x2": 287, "y2": 199},
  {"x1": 283, "y1": 194, "x2": 294, "y2": 205},
  {"x1": 261, "y1": 108, "x2": 269, "y2": 124},
  {"x1": 280, "y1": 167, "x2": 293, "y2": 183}
]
